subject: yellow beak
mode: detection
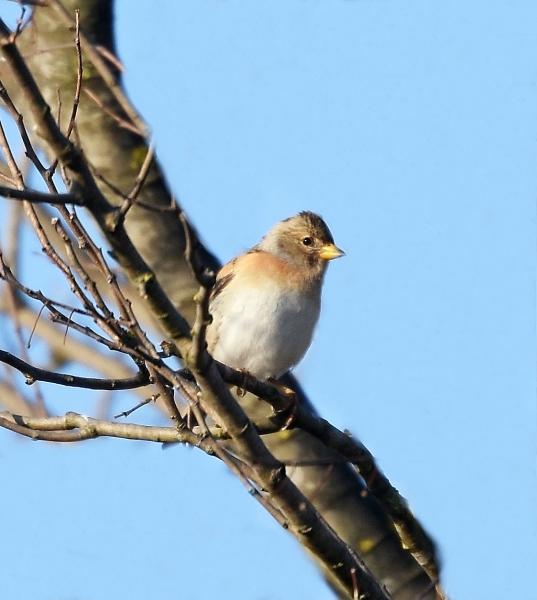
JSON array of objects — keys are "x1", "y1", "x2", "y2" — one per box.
[{"x1": 319, "y1": 243, "x2": 345, "y2": 261}]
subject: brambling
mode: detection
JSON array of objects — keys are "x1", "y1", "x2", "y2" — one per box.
[{"x1": 206, "y1": 211, "x2": 344, "y2": 381}]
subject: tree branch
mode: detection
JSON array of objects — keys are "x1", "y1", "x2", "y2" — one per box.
[
  {"x1": 0, "y1": 184, "x2": 81, "y2": 205},
  {"x1": 0, "y1": 411, "x2": 200, "y2": 444},
  {"x1": 0, "y1": 349, "x2": 150, "y2": 390}
]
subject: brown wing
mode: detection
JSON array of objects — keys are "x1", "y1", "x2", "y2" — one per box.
[{"x1": 210, "y1": 270, "x2": 234, "y2": 303}]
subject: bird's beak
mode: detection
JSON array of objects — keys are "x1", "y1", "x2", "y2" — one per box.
[{"x1": 319, "y1": 243, "x2": 345, "y2": 261}]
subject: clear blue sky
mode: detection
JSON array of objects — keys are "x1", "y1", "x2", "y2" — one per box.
[{"x1": 1, "y1": 2, "x2": 536, "y2": 599}]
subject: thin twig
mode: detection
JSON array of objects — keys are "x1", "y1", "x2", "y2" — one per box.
[
  {"x1": 65, "y1": 10, "x2": 82, "y2": 139},
  {"x1": 0, "y1": 115, "x2": 25, "y2": 186},
  {"x1": 0, "y1": 82, "x2": 50, "y2": 180},
  {"x1": 94, "y1": 44, "x2": 124, "y2": 73},
  {"x1": 10, "y1": 5, "x2": 26, "y2": 42},
  {"x1": 109, "y1": 142, "x2": 156, "y2": 229},
  {"x1": 51, "y1": 216, "x2": 114, "y2": 319},
  {"x1": 179, "y1": 211, "x2": 215, "y2": 288},
  {"x1": 83, "y1": 87, "x2": 141, "y2": 135},
  {"x1": 147, "y1": 365, "x2": 184, "y2": 426},
  {"x1": 114, "y1": 394, "x2": 157, "y2": 419}
]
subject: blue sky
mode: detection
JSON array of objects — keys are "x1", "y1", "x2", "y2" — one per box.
[{"x1": 1, "y1": 2, "x2": 536, "y2": 599}]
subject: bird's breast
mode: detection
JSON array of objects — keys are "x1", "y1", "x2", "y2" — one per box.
[{"x1": 207, "y1": 279, "x2": 321, "y2": 380}]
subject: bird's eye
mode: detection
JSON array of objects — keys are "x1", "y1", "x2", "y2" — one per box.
[{"x1": 302, "y1": 236, "x2": 313, "y2": 246}]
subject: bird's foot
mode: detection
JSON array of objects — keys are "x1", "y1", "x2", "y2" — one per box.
[
  {"x1": 267, "y1": 378, "x2": 298, "y2": 429},
  {"x1": 236, "y1": 368, "x2": 256, "y2": 397}
]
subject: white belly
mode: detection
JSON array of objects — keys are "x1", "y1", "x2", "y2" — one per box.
[{"x1": 207, "y1": 283, "x2": 321, "y2": 380}]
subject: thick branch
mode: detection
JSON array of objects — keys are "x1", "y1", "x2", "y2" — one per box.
[{"x1": 185, "y1": 361, "x2": 439, "y2": 577}]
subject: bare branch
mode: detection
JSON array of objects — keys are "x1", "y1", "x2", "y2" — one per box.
[
  {"x1": 0, "y1": 411, "x2": 199, "y2": 444},
  {"x1": 82, "y1": 87, "x2": 141, "y2": 134},
  {"x1": 114, "y1": 394, "x2": 157, "y2": 419},
  {"x1": 0, "y1": 349, "x2": 150, "y2": 390},
  {"x1": 0, "y1": 184, "x2": 80, "y2": 205},
  {"x1": 64, "y1": 9, "x2": 82, "y2": 140}
]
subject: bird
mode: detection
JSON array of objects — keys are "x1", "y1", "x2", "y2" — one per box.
[{"x1": 206, "y1": 211, "x2": 344, "y2": 382}]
